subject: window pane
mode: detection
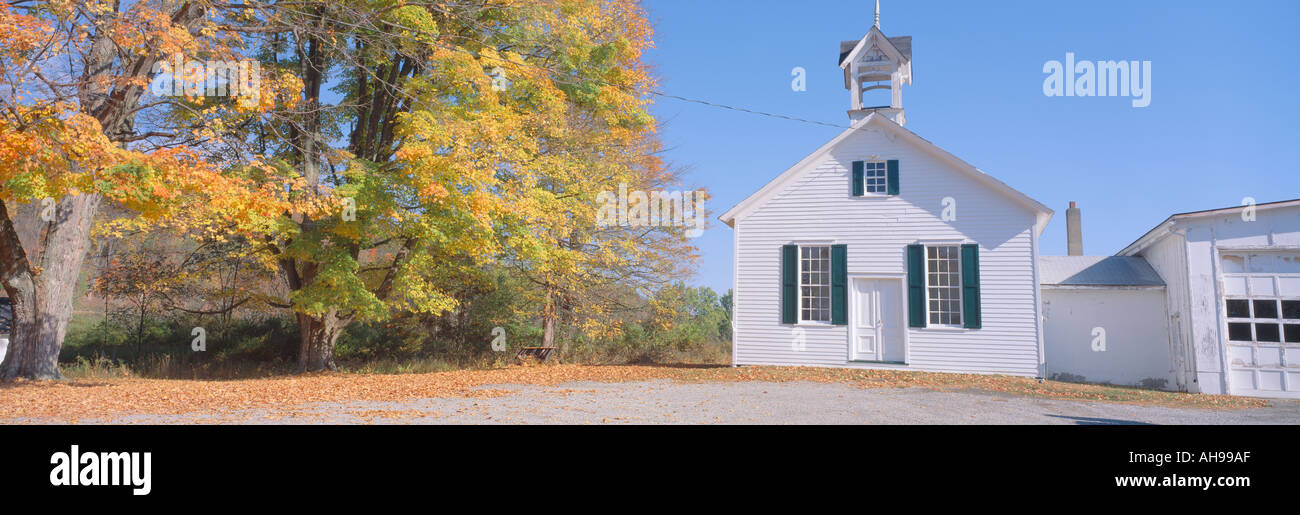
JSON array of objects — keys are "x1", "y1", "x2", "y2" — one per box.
[
  {"x1": 1284, "y1": 324, "x2": 1300, "y2": 343},
  {"x1": 1225, "y1": 299, "x2": 1250, "y2": 318},
  {"x1": 926, "y1": 245, "x2": 962, "y2": 326},
  {"x1": 1256, "y1": 323, "x2": 1281, "y2": 342},
  {"x1": 799, "y1": 245, "x2": 831, "y2": 322},
  {"x1": 1254, "y1": 300, "x2": 1279, "y2": 319},
  {"x1": 1227, "y1": 323, "x2": 1253, "y2": 341},
  {"x1": 864, "y1": 161, "x2": 887, "y2": 193},
  {"x1": 1282, "y1": 300, "x2": 1300, "y2": 320}
]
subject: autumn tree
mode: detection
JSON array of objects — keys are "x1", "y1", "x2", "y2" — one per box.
[
  {"x1": 491, "y1": 1, "x2": 701, "y2": 351},
  {"x1": 216, "y1": 0, "x2": 690, "y2": 371},
  {"x1": 0, "y1": 1, "x2": 287, "y2": 380}
]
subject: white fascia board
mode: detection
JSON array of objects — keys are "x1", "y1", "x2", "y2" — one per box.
[
  {"x1": 1041, "y1": 284, "x2": 1167, "y2": 291},
  {"x1": 1117, "y1": 199, "x2": 1300, "y2": 256},
  {"x1": 1118, "y1": 220, "x2": 1177, "y2": 257},
  {"x1": 718, "y1": 116, "x2": 870, "y2": 227}
]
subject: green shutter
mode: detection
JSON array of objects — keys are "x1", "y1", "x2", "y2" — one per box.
[
  {"x1": 831, "y1": 244, "x2": 847, "y2": 325},
  {"x1": 781, "y1": 245, "x2": 797, "y2": 324},
  {"x1": 961, "y1": 243, "x2": 982, "y2": 329},
  {"x1": 886, "y1": 159, "x2": 900, "y2": 195},
  {"x1": 906, "y1": 244, "x2": 926, "y2": 327},
  {"x1": 851, "y1": 161, "x2": 864, "y2": 196}
]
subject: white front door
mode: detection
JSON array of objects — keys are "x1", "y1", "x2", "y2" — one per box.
[{"x1": 851, "y1": 278, "x2": 904, "y2": 362}]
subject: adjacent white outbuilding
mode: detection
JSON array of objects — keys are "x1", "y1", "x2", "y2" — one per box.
[
  {"x1": 1118, "y1": 200, "x2": 1300, "y2": 398},
  {"x1": 1040, "y1": 256, "x2": 1173, "y2": 389}
]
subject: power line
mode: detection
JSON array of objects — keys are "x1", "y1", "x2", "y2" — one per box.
[
  {"x1": 254, "y1": 3, "x2": 857, "y2": 132},
  {"x1": 642, "y1": 90, "x2": 849, "y2": 129}
]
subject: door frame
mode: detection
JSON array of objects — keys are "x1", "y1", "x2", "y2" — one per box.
[{"x1": 847, "y1": 274, "x2": 909, "y2": 363}]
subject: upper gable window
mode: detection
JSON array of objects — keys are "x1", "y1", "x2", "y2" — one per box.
[
  {"x1": 852, "y1": 159, "x2": 898, "y2": 197},
  {"x1": 863, "y1": 161, "x2": 887, "y2": 194}
]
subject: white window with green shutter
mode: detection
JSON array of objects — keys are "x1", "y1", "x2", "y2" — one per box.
[
  {"x1": 782, "y1": 244, "x2": 847, "y2": 325},
  {"x1": 906, "y1": 243, "x2": 981, "y2": 329},
  {"x1": 852, "y1": 159, "x2": 900, "y2": 197}
]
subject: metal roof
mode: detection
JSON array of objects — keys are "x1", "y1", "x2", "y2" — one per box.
[{"x1": 1039, "y1": 256, "x2": 1165, "y2": 287}]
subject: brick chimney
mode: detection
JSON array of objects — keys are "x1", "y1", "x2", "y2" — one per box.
[{"x1": 1066, "y1": 201, "x2": 1083, "y2": 256}]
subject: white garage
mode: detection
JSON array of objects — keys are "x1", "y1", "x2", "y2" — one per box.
[{"x1": 1120, "y1": 199, "x2": 1300, "y2": 398}]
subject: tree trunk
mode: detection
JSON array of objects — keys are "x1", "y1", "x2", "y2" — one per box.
[
  {"x1": 136, "y1": 299, "x2": 146, "y2": 362},
  {"x1": 540, "y1": 290, "x2": 556, "y2": 348},
  {"x1": 557, "y1": 290, "x2": 574, "y2": 355},
  {"x1": 0, "y1": 195, "x2": 102, "y2": 380},
  {"x1": 296, "y1": 310, "x2": 344, "y2": 372}
]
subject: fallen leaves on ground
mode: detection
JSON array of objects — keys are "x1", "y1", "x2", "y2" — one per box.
[{"x1": 0, "y1": 364, "x2": 1268, "y2": 423}]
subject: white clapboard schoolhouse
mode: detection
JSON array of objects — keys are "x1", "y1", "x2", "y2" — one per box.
[{"x1": 719, "y1": 7, "x2": 1054, "y2": 377}]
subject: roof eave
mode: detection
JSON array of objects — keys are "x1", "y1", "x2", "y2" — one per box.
[{"x1": 1117, "y1": 198, "x2": 1300, "y2": 256}]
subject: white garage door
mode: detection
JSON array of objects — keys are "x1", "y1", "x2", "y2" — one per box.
[{"x1": 1221, "y1": 252, "x2": 1300, "y2": 397}]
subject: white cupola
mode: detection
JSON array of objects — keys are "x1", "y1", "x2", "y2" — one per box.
[{"x1": 839, "y1": 0, "x2": 912, "y2": 125}]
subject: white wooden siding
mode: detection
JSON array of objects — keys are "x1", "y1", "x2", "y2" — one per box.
[
  {"x1": 1137, "y1": 232, "x2": 1195, "y2": 391},
  {"x1": 732, "y1": 126, "x2": 1042, "y2": 376},
  {"x1": 1042, "y1": 288, "x2": 1173, "y2": 389}
]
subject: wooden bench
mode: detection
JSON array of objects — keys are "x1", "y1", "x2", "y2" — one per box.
[{"x1": 514, "y1": 347, "x2": 557, "y2": 362}]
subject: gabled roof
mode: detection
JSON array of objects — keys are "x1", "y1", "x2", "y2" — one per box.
[
  {"x1": 1117, "y1": 198, "x2": 1300, "y2": 256},
  {"x1": 1039, "y1": 256, "x2": 1164, "y2": 287},
  {"x1": 838, "y1": 27, "x2": 913, "y2": 91},
  {"x1": 718, "y1": 112, "x2": 1054, "y2": 236},
  {"x1": 839, "y1": 36, "x2": 911, "y2": 66}
]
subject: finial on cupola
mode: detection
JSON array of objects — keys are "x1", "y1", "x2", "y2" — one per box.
[{"x1": 840, "y1": 0, "x2": 912, "y2": 125}]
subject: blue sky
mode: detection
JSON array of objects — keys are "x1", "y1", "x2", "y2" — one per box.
[{"x1": 641, "y1": 0, "x2": 1300, "y2": 294}]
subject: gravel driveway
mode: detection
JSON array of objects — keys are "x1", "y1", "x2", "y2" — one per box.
[{"x1": 92, "y1": 379, "x2": 1300, "y2": 425}]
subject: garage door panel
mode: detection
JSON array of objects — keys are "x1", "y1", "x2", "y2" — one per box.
[
  {"x1": 1256, "y1": 346, "x2": 1282, "y2": 367},
  {"x1": 1249, "y1": 277, "x2": 1276, "y2": 296},
  {"x1": 1258, "y1": 371, "x2": 1285, "y2": 391},
  {"x1": 1286, "y1": 348, "x2": 1300, "y2": 366},
  {"x1": 1227, "y1": 346, "x2": 1253, "y2": 367},
  {"x1": 1276, "y1": 255, "x2": 1300, "y2": 273},
  {"x1": 1231, "y1": 370, "x2": 1257, "y2": 390},
  {"x1": 1224, "y1": 276, "x2": 1248, "y2": 296}
]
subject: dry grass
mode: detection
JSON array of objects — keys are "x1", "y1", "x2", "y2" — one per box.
[{"x1": 0, "y1": 364, "x2": 1267, "y2": 423}]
